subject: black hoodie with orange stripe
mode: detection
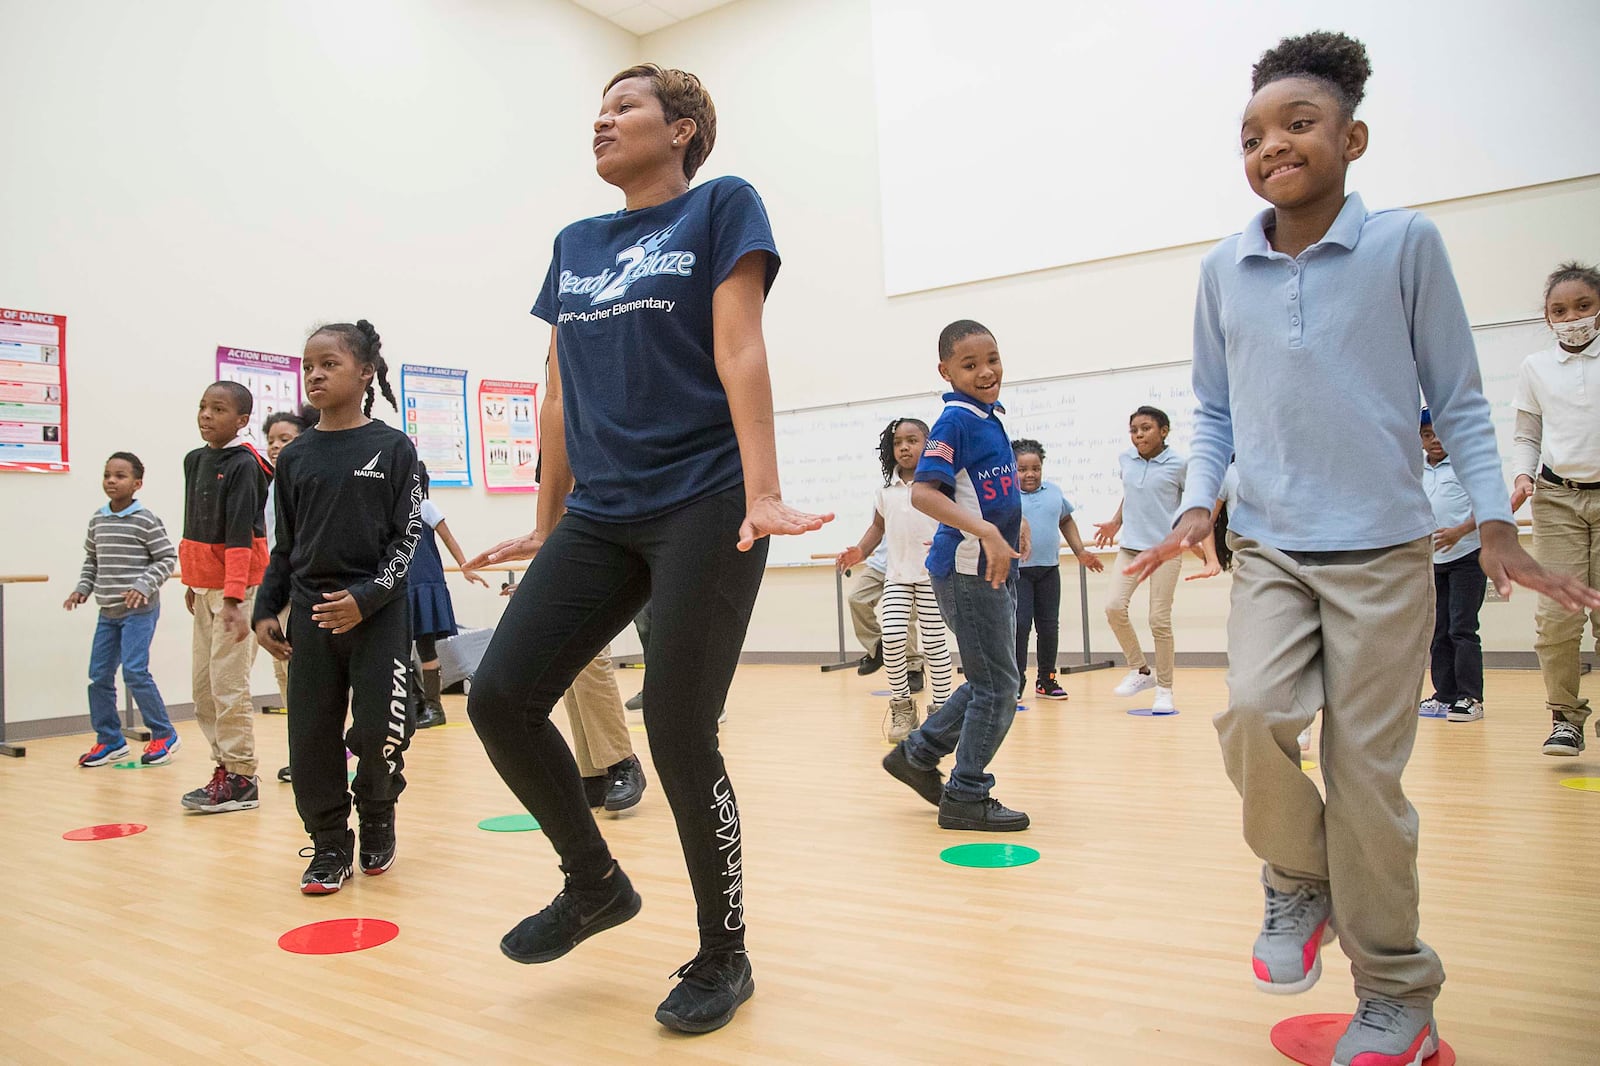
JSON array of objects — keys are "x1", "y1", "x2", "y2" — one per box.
[{"x1": 179, "y1": 438, "x2": 273, "y2": 601}]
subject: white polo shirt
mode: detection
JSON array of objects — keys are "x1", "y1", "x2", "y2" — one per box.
[
  {"x1": 1514, "y1": 337, "x2": 1600, "y2": 482},
  {"x1": 875, "y1": 471, "x2": 938, "y2": 585}
]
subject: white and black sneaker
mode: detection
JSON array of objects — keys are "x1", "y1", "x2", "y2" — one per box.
[
  {"x1": 1446, "y1": 699, "x2": 1483, "y2": 723},
  {"x1": 1542, "y1": 721, "x2": 1585, "y2": 756},
  {"x1": 300, "y1": 830, "x2": 355, "y2": 894}
]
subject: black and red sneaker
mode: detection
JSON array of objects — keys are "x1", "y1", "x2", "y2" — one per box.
[
  {"x1": 300, "y1": 830, "x2": 355, "y2": 894},
  {"x1": 359, "y1": 811, "x2": 396, "y2": 875},
  {"x1": 183, "y1": 768, "x2": 260, "y2": 814},
  {"x1": 1035, "y1": 675, "x2": 1070, "y2": 701}
]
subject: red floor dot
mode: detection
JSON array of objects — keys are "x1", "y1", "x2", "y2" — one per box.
[
  {"x1": 278, "y1": 918, "x2": 399, "y2": 955},
  {"x1": 62, "y1": 823, "x2": 147, "y2": 841},
  {"x1": 1270, "y1": 1013, "x2": 1455, "y2": 1066}
]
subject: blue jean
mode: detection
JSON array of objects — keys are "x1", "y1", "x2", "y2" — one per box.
[
  {"x1": 903, "y1": 572, "x2": 1020, "y2": 800},
  {"x1": 88, "y1": 605, "x2": 174, "y2": 746}
]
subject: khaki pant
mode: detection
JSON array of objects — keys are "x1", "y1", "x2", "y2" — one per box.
[
  {"x1": 1104, "y1": 549, "x2": 1181, "y2": 687},
  {"x1": 561, "y1": 644, "x2": 633, "y2": 778},
  {"x1": 191, "y1": 587, "x2": 259, "y2": 776},
  {"x1": 1218, "y1": 534, "x2": 1443, "y2": 1004},
  {"x1": 848, "y1": 566, "x2": 921, "y2": 667},
  {"x1": 1531, "y1": 484, "x2": 1600, "y2": 727},
  {"x1": 271, "y1": 607, "x2": 290, "y2": 709}
]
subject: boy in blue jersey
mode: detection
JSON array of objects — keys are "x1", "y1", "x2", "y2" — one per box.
[{"x1": 881, "y1": 320, "x2": 1029, "y2": 832}]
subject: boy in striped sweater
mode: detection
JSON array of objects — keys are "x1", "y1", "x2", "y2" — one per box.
[{"x1": 65, "y1": 452, "x2": 181, "y2": 766}]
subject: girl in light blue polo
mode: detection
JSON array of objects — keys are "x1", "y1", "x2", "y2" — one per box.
[{"x1": 1124, "y1": 31, "x2": 1598, "y2": 1065}]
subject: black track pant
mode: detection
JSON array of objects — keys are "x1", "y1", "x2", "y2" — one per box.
[
  {"x1": 468, "y1": 485, "x2": 766, "y2": 953},
  {"x1": 288, "y1": 597, "x2": 413, "y2": 842}
]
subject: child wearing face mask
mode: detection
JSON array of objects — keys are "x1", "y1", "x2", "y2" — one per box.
[{"x1": 1511, "y1": 260, "x2": 1600, "y2": 758}]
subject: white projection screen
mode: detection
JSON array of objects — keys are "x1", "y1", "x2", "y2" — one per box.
[{"x1": 870, "y1": 0, "x2": 1600, "y2": 295}]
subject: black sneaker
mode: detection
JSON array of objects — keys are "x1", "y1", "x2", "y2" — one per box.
[
  {"x1": 604, "y1": 755, "x2": 647, "y2": 812},
  {"x1": 181, "y1": 765, "x2": 227, "y2": 810},
  {"x1": 907, "y1": 669, "x2": 925, "y2": 694},
  {"x1": 583, "y1": 774, "x2": 608, "y2": 809},
  {"x1": 277, "y1": 765, "x2": 292, "y2": 783},
  {"x1": 938, "y1": 794, "x2": 1030, "y2": 832},
  {"x1": 856, "y1": 640, "x2": 883, "y2": 676},
  {"x1": 359, "y1": 810, "x2": 396, "y2": 875},
  {"x1": 882, "y1": 742, "x2": 943, "y2": 806},
  {"x1": 300, "y1": 830, "x2": 355, "y2": 894},
  {"x1": 500, "y1": 863, "x2": 642, "y2": 964},
  {"x1": 1543, "y1": 721, "x2": 1585, "y2": 756},
  {"x1": 655, "y1": 949, "x2": 755, "y2": 1034},
  {"x1": 415, "y1": 701, "x2": 446, "y2": 729}
]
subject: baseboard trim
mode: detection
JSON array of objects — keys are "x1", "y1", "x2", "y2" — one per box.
[{"x1": 4, "y1": 696, "x2": 281, "y2": 744}]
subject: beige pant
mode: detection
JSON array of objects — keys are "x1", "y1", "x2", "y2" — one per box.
[
  {"x1": 191, "y1": 587, "x2": 260, "y2": 776},
  {"x1": 1532, "y1": 484, "x2": 1600, "y2": 727},
  {"x1": 561, "y1": 644, "x2": 633, "y2": 778},
  {"x1": 848, "y1": 566, "x2": 922, "y2": 667},
  {"x1": 1105, "y1": 549, "x2": 1181, "y2": 687},
  {"x1": 1218, "y1": 534, "x2": 1443, "y2": 1004},
  {"x1": 271, "y1": 607, "x2": 290, "y2": 709}
]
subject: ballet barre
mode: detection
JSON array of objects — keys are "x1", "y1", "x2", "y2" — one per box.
[
  {"x1": 0, "y1": 574, "x2": 49, "y2": 758},
  {"x1": 812, "y1": 553, "x2": 860, "y2": 673}
]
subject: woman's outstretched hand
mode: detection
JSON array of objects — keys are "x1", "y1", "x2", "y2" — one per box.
[{"x1": 739, "y1": 495, "x2": 833, "y2": 552}]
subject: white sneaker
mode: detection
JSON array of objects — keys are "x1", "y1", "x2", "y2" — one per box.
[
  {"x1": 1297, "y1": 728, "x2": 1312, "y2": 752},
  {"x1": 1417, "y1": 697, "x2": 1448, "y2": 718},
  {"x1": 1113, "y1": 669, "x2": 1156, "y2": 697},
  {"x1": 1151, "y1": 686, "x2": 1175, "y2": 712}
]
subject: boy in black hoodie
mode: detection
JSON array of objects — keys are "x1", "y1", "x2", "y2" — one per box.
[{"x1": 179, "y1": 381, "x2": 273, "y2": 814}]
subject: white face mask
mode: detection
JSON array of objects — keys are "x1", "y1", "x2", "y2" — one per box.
[{"x1": 1551, "y1": 312, "x2": 1599, "y2": 348}]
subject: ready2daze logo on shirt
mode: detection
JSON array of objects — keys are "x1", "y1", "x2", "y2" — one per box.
[{"x1": 555, "y1": 219, "x2": 694, "y2": 322}]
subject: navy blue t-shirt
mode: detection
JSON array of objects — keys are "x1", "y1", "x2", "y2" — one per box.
[
  {"x1": 915, "y1": 393, "x2": 1023, "y2": 580},
  {"x1": 531, "y1": 176, "x2": 781, "y2": 521}
]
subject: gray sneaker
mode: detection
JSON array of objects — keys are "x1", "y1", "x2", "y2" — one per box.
[
  {"x1": 625, "y1": 691, "x2": 644, "y2": 712},
  {"x1": 1252, "y1": 871, "x2": 1334, "y2": 994},
  {"x1": 1332, "y1": 998, "x2": 1439, "y2": 1066},
  {"x1": 885, "y1": 697, "x2": 918, "y2": 742}
]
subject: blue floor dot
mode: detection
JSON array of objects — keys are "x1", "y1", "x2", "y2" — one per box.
[{"x1": 1128, "y1": 708, "x2": 1179, "y2": 717}]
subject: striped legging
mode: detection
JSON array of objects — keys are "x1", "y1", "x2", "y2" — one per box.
[{"x1": 879, "y1": 580, "x2": 952, "y2": 703}]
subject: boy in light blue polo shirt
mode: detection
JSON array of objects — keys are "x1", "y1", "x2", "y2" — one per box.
[
  {"x1": 1125, "y1": 31, "x2": 1599, "y2": 1064},
  {"x1": 1419, "y1": 408, "x2": 1485, "y2": 723},
  {"x1": 881, "y1": 320, "x2": 1028, "y2": 833}
]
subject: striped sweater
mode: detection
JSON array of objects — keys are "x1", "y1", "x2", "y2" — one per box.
[{"x1": 75, "y1": 501, "x2": 179, "y2": 618}]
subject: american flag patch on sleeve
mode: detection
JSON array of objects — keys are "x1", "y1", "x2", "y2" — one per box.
[{"x1": 924, "y1": 440, "x2": 955, "y2": 463}]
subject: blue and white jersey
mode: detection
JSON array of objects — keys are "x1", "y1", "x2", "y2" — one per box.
[
  {"x1": 916, "y1": 392, "x2": 1023, "y2": 580},
  {"x1": 532, "y1": 176, "x2": 780, "y2": 521}
]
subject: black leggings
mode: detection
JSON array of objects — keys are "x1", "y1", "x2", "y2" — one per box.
[
  {"x1": 1015, "y1": 564, "x2": 1062, "y2": 683},
  {"x1": 415, "y1": 633, "x2": 437, "y2": 662},
  {"x1": 288, "y1": 597, "x2": 413, "y2": 841},
  {"x1": 467, "y1": 485, "x2": 766, "y2": 952}
]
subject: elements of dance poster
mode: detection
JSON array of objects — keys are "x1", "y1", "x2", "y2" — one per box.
[
  {"x1": 400, "y1": 364, "x2": 472, "y2": 488},
  {"x1": 477, "y1": 378, "x2": 539, "y2": 493},
  {"x1": 214, "y1": 346, "x2": 301, "y2": 447},
  {"x1": 0, "y1": 306, "x2": 68, "y2": 473}
]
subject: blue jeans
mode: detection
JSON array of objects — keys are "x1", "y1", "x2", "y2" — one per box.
[
  {"x1": 88, "y1": 605, "x2": 174, "y2": 746},
  {"x1": 903, "y1": 572, "x2": 1020, "y2": 800}
]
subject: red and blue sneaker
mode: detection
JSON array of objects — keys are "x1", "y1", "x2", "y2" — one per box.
[
  {"x1": 141, "y1": 735, "x2": 182, "y2": 766},
  {"x1": 78, "y1": 742, "x2": 130, "y2": 767}
]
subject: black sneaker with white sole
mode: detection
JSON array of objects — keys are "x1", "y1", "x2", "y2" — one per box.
[
  {"x1": 358, "y1": 810, "x2": 396, "y2": 875},
  {"x1": 500, "y1": 863, "x2": 642, "y2": 964},
  {"x1": 300, "y1": 830, "x2": 355, "y2": 894},
  {"x1": 1543, "y1": 721, "x2": 1585, "y2": 756},
  {"x1": 655, "y1": 949, "x2": 755, "y2": 1034}
]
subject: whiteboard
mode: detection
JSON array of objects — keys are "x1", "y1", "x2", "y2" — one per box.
[
  {"x1": 771, "y1": 318, "x2": 1551, "y2": 567},
  {"x1": 870, "y1": 0, "x2": 1600, "y2": 294}
]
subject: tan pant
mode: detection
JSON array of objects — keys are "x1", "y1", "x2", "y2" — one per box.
[
  {"x1": 1218, "y1": 534, "x2": 1443, "y2": 1004},
  {"x1": 848, "y1": 566, "x2": 921, "y2": 667},
  {"x1": 561, "y1": 644, "x2": 633, "y2": 778},
  {"x1": 1105, "y1": 549, "x2": 1181, "y2": 687},
  {"x1": 191, "y1": 587, "x2": 259, "y2": 776},
  {"x1": 1531, "y1": 484, "x2": 1600, "y2": 727},
  {"x1": 271, "y1": 607, "x2": 290, "y2": 709}
]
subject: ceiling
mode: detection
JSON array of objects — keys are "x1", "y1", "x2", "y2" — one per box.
[{"x1": 568, "y1": 0, "x2": 739, "y2": 36}]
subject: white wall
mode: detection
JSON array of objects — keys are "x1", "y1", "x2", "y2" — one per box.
[
  {"x1": 640, "y1": 0, "x2": 1600, "y2": 660},
  {"x1": 0, "y1": 0, "x2": 638, "y2": 724}
]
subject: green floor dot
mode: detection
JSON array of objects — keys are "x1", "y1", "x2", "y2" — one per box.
[
  {"x1": 939, "y1": 842, "x2": 1040, "y2": 868},
  {"x1": 478, "y1": 814, "x2": 541, "y2": 832},
  {"x1": 111, "y1": 760, "x2": 150, "y2": 770},
  {"x1": 348, "y1": 770, "x2": 357, "y2": 783}
]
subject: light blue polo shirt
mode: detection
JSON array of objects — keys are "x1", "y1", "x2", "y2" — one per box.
[
  {"x1": 1422, "y1": 456, "x2": 1479, "y2": 564},
  {"x1": 1117, "y1": 447, "x2": 1186, "y2": 552},
  {"x1": 1179, "y1": 193, "x2": 1513, "y2": 551},
  {"x1": 1020, "y1": 481, "x2": 1074, "y2": 567}
]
